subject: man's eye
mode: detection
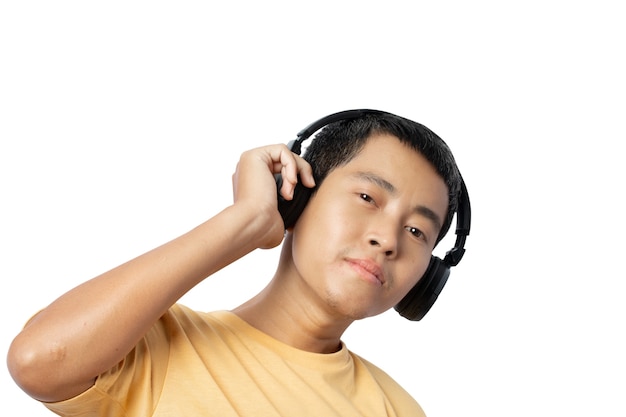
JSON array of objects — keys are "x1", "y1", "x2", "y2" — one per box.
[
  {"x1": 360, "y1": 193, "x2": 375, "y2": 203},
  {"x1": 405, "y1": 226, "x2": 424, "y2": 239}
]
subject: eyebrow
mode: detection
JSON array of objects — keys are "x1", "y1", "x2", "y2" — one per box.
[{"x1": 353, "y1": 171, "x2": 443, "y2": 232}]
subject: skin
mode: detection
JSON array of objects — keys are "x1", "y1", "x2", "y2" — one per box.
[{"x1": 7, "y1": 133, "x2": 448, "y2": 405}]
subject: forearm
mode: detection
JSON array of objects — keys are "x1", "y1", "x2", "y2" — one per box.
[{"x1": 8, "y1": 203, "x2": 270, "y2": 402}]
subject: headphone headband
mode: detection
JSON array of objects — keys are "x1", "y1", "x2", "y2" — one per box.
[
  {"x1": 289, "y1": 109, "x2": 386, "y2": 154},
  {"x1": 444, "y1": 178, "x2": 470, "y2": 267}
]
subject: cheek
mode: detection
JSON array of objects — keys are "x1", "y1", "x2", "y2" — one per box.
[
  {"x1": 392, "y1": 254, "x2": 433, "y2": 299},
  {"x1": 291, "y1": 202, "x2": 337, "y2": 268},
  {"x1": 294, "y1": 195, "x2": 354, "y2": 248},
  {"x1": 292, "y1": 219, "x2": 349, "y2": 274}
]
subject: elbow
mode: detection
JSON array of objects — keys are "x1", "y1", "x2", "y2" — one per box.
[{"x1": 7, "y1": 335, "x2": 70, "y2": 402}]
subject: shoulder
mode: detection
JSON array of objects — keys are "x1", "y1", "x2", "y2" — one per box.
[
  {"x1": 350, "y1": 352, "x2": 400, "y2": 386},
  {"x1": 350, "y1": 352, "x2": 427, "y2": 417},
  {"x1": 154, "y1": 304, "x2": 229, "y2": 335}
]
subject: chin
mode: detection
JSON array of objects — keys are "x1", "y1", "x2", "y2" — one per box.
[{"x1": 324, "y1": 292, "x2": 385, "y2": 321}]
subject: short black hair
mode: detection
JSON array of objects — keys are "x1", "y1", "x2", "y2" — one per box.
[{"x1": 302, "y1": 112, "x2": 462, "y2": 243}]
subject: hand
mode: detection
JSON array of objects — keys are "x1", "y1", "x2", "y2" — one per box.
[{"x1": 231, "y1": 144, "x2": 315, "y2": 248}]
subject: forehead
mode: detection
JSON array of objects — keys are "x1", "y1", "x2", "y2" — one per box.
[{"x1": 337, "y1": 133, "x2": 449, "y2": 215}]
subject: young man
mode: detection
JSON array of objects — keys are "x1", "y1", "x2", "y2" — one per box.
[{"x1": 8, "y1": 110, "x2": 467, "y2": 416}]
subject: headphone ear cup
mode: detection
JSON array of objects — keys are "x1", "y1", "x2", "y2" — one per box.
[
  {"x1": 394, "y1": 256, "x2": 451, "y2": 321},
  {"x1": 276, "y1": 175, "x2": 314, "y2": 229}
]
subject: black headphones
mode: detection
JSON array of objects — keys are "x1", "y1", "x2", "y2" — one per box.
[{"x1": 276, "y1": 109, "x2": 471, "y2": 321}]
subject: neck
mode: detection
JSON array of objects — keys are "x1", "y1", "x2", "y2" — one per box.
[{"x1": 232, "y1": 262, "x2": 353, "y2": 354}]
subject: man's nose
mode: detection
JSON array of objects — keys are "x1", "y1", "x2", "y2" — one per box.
[{"x1": 367, "y1": 217, "x2": 399, "y2": 258}]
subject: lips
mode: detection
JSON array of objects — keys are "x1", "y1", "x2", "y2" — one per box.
[{"x1": 346, "y1": 258, "x2": 385, "y2": 286}]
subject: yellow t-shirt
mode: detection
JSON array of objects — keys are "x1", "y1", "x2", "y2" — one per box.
[{"x1": 45, "y1": 304, "x2": 425, "y2": 417}]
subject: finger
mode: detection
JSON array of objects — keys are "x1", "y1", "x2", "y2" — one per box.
[
  {"x1": 277, "y1": 152, "x2": 316, "y2": 200},
  {"x1": 295, "y1": 157, "x2": 315, "y2": 188}
]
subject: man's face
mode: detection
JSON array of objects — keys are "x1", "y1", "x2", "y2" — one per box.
[{"x1": 290, "y1": 133, "x2": 449, "y2": 320}]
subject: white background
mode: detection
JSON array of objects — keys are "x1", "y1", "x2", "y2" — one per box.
[{"x1": 1, "y1": 1, "x2": 624, "y2": 416}]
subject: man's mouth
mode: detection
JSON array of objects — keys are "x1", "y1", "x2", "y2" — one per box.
[{"x1": 346, "y1": 258, "x2": 385, "y2": 286}]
